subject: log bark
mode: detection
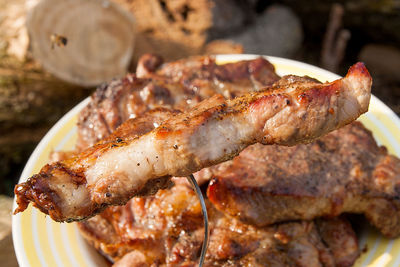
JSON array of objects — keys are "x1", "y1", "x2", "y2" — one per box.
[
  {"x1": 0, "y1": 0, "x2": 92, "y2": 195},
  {"x1": 114, "y1": 0, "x2": 213, "y2": 63},
  {"x1": 0, "y1": 0, "x2": 38, "y2": 60},
  {"x1": 0, "y1": 55, "x2": 88, "y2": 130},
  {"x1": 27, "y1": 0, "x2": 136, "y2": 86},
  {"x1": 0, "y1": 54, "x2": 88, "y2": 195},
  {"x1": 0, "y1": 195, "x2": 17, "y2": 267}
]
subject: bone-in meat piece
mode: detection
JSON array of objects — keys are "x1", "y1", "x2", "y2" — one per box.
[
  {"x1": 207, "y1": 122, "x2": 400, "y2": 238},
  {"x1": 79, "y1": 182, "x2": 359, "y2": 267},
  {"x1": 14, "y1": 63, "x2": 371, "y2": 222}
]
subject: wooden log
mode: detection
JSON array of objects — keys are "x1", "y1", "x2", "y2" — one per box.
[
  {"x1": 113, "y1": 0, "x2": 213, "y2": 63},
  {"x1": 0, "y1": 125, "x2": 50, "y2": 195},
  {"x1": 27, "y1": 0, "x2": 136, "y2": 86},
  {"x1": 0, "y1": 53, "x2": 88, "y2": 195},
  {"x1": 0, "y1": 195, "x2": 17, "y2": 267},
  {"x1": 0, "y1": 0, "x2": 39, "y2": 60},
  {"x1": 0, "y1": 55, "x2": 88, "y2": 130},
  {"x1": 28, "y1": 0, "x2": 248, "y2": 77},
  {"x1": 0, "y1": 0, "x2": 91, "y2": 195}
]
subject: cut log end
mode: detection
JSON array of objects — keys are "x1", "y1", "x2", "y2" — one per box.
[{"x1": 27, "y1": 0, "x2": 136, "y2": 86}]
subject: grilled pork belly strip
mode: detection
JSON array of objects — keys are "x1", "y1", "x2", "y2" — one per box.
[{"x1": 14, "y1": 62, "x2": 371, "y2": 222}]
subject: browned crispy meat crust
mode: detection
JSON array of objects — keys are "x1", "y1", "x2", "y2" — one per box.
[
  {"x1": 315, "y1": 216, "x2": 360, "y2": 267},
  {"x1": 14, "y1": 109, "x2": 177, "y2": 221},
  {"x1": 78, "y1": 182, "x2": 359, "y2": 267},
  {"x1": 136, "y1": 54, "x2": 280, "y2": 89},
  {"x1": 77, "y1": 55, "x2": 279, "y2": 150},
  {"x1": 207, "y1": 122, "x2": 400, "y2": 238},
  {"x1": 14, "y1": 63, "x2": 371, "y2": 222}
]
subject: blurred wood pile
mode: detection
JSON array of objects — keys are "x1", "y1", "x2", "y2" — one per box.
[
  {"x1": 0, "y1": 56, "x2": 87, "y2": 194},
  {"x1": 112, "y1": 0, "x2": 245, "y2": 62},
  {"x1": 0, "y1": 0, "x2": 89, "y2": 194},
  {"x1": 0, "y1": 195, "x2": 18, "y2": 267},
  {"x1": 26, "y1": 0, "x2": 247, "y2": 86}
]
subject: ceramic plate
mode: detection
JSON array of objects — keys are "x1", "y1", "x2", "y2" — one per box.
[{"x1": 13, "y1": 54, "x2": 400, "y2": 266}]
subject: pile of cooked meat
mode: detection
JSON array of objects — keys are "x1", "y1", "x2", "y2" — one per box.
[
  {"x1": 14, "y1": 55, "x2": 371, "y2": 222},
  {"x1": 14, "y1": 54, "x2": 387, "y2": 266}
]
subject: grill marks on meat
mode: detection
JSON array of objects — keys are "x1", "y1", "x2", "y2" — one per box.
[
  {"x1": 78, "y1": 182, "x2": 359, "y2": 267},
  {"x1": 77, "y1": 55, "x2": 280, "y2": 150},
  {"x1": 14, "y1": 63, "x2": 372, "y2": 222},
  {"x1": 207, "y1": 122, "x2": 400, "y2": 238}
]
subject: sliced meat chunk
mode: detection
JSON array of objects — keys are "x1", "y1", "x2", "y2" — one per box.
[
  {"x1": 78, "y1": 182, "x2": 359, "y2": 267},
  {"x1": 207, "y1": 122, "x2": 400, "y2": 238}
]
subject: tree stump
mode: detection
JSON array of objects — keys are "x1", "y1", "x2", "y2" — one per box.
[{"x1": 27, "y1": 0, "x2": 136, "y2": 86}]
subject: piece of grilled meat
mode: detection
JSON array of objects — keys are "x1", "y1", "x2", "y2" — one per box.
[
  {"x1": 136, "y1": 54, "x2": 280, "y2": 90},
  {"x1": 78, "y1": 182, "x2": 359, "y2": 267},
  {"x1": 14, "y1": 63, "x2": 371, "y2": 222},
  {"x1": 77, "y1": 55, "x2": 279, "y2": 150},
  {"x1": 207, "y1": 121, "x2": 400, "y2": 238}
]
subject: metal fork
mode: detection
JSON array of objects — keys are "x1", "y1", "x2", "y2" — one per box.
[{"x1": 186, "y1": 174, "x2": 209, "y2": 267}]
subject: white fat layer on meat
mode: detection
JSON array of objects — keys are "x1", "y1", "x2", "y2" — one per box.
[
  {"x1": 63, "y1": 186, "x2": 89, "y2": 213},
  {"x1": 284, "y1": 85, "x2": 297, "y2": 93},
  {"x1": 85, "y1": 134, "x2": 164, "y2": 188},
  {"x1": 262, "y1": 105, "x2": 299, "y2": 140},
  {"x1": 341, "y1": 75, "x2": 371, "y2": 122},
  {"x1": 189, "y1": 116, "x2": 253, "y2": 163},
  {"x1": 48, "y1": 172, "x2": 90, "y2": 212}
]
